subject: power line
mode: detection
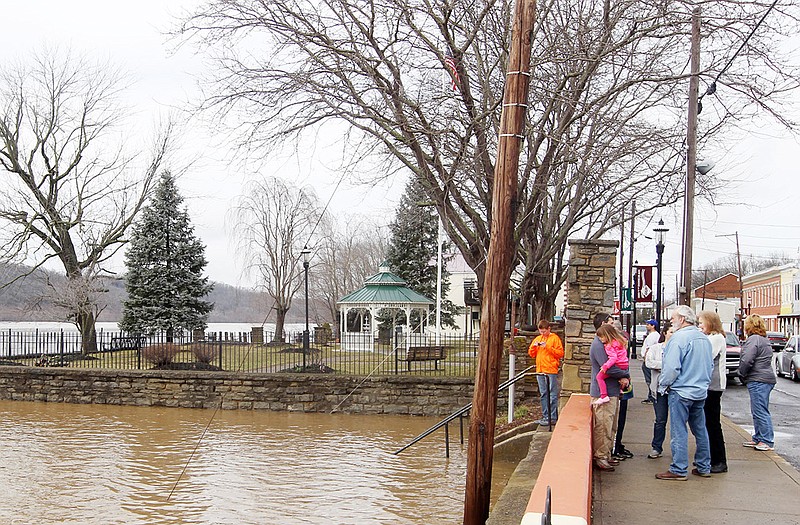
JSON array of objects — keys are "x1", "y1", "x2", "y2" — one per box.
[{"x1": 699, "y1": 0, "x2": 781, "y2": 105}]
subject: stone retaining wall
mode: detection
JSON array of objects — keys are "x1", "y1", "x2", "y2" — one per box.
[{"x1": 0, "y1": 367, "x2": 474, "y2": 416}]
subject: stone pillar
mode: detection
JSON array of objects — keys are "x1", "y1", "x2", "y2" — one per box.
[
  {"x1": 251, "y1": 327, "x2": 264, "y2": 344},
  {"x1": 562, "y1": 239, "x2": 619, "y2": 396}
]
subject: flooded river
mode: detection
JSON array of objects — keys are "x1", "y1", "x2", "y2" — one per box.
[{"x1": 0, "y1": 401, "x2": 516, "y2": 524}]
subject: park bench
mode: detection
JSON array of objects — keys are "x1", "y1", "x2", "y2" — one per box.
[
  {"x1": 106, "y1": 336, "x2": 146, "y2": 352},
  {"x1": 404, "y1": 345, "x2": 447, "y2": 371}
]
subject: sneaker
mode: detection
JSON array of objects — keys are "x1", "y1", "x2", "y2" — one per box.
[
  {"x1": 710, "y1": 463, "x2": 728, "y2": 473},
  {"x1": 691, "y1": 468, "x2": 711, "y2": 478},
  {"x1": 619, "y1": 448, "x2": 634, "y2": 458},
  {"x1": 742, "y1": 441, "x2": 758, "y2": 448},
  {"x1": 641, "y1": 399, "x2": 654, "y2": 405},
  {"x1": 655, "y1": 471, "x2": 687, "y2": 481},
  {"x1": 592, "y1": 396, "x2": 611, "y2": 405},
  {"x1": 611, "y1": 453, "x2": 626, "y2": 461},
  {"x1": 647, "y1": 450, "x2": 662, "y2": 459},
  {"x1": 755, "y1": 442, "x2": 774, "y2": 451}
]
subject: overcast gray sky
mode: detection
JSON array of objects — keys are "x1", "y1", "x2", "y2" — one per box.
[{"x1": 1, "y1": 1, "x2": 799, "y2": 296}]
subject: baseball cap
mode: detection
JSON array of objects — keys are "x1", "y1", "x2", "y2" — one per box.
[{"x1": 645, "y1": 319, "x2": 659, "y2": 328}]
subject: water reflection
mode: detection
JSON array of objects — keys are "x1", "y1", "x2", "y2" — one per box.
[{"x1": 0, "y1": 401, "x2": 514, "y2": 524}]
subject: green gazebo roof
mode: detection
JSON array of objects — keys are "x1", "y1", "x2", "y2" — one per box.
[{"x1": 337, "y1": 262, "x2": 433, "y2": 306}]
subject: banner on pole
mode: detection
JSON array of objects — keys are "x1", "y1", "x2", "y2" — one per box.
[
  {"x1": 635, "y1": 266, "x2": 655, "y2": 302},
  {"x1": 620, "y1": 288, "x2": 633, "y2": 312}
]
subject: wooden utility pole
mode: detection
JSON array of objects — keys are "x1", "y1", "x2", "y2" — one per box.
[
  {"x1": 680, "y1": 6, "x2": 701, "y2": 306},
  {"x1": 462, "y1": 0, "x2": 536, "y2": 522}
]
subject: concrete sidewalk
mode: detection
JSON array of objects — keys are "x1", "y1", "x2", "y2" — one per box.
[{"x1": 593, "y1": 362, "x2": 800, "y2": 525}]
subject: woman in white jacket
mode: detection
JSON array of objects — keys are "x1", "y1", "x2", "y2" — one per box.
[
  {"x1": 645, "y1": 328, "x2": 670, "y2": 459},
  {"x1": 698, "y1": 311, "x2": 728, "y2": 473}
]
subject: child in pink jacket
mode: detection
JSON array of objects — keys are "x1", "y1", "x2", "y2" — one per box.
[{"x1": 593, "y1": 324, "x2": 630, "y2": 405}]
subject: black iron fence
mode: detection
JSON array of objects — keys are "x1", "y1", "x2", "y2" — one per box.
[{"x1": 0, "y1": 329, "x2": 480, "y2": 377}]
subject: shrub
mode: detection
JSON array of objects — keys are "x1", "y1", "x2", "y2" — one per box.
[
  {"x1": 141, "y1": 343, "x2": 180, "y2": 366},
  {"x1": 191, "y1": 343, "x2": 218, "y2": 364}
]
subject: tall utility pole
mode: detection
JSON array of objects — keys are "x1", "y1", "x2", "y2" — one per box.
[
  {"x1": 680, "y1": 7, "x2": 701, "y2": 306},
  {"x1": 627, "y1": 202, "x2": 635, "y2": 335},
  {"x1": 628, "y1": 201, "x2": 636, "y2": 358},
  {"x1": 462, "y1": 0, "x2": 535, "y2": 522},
  {"x1": 717, "y1": 232, "x2": 746, "y2": 336}
]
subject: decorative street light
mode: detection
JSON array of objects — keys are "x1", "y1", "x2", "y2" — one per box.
[
  {"x1": 654, "y1": 218, "x2": 669, "y2": 328},
  {"x1": 301, "y1": 247, "x2": 311, "y2": 372}
]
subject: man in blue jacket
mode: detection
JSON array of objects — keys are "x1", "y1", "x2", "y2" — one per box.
[{"x1": 656, "y1": 305, "x2": 713, "y2": 480}]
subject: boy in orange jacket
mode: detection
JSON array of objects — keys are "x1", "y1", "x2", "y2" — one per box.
[{"x1": 528, "y1": 319, "x2": 565, "y2": 425}]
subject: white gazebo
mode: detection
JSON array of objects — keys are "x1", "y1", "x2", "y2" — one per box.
[{"x1": 337, "y1": 262, "x2": 434, "y2": 352}]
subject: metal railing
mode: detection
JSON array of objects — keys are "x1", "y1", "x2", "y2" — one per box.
[
  {"x1": 0, "y1": 329, "x2": 482, "y2": 377},
  {"x1": 393, "y1": 365, "x2": 541, "y2": 456}
]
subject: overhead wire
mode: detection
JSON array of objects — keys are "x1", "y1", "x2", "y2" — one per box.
[{"x1": 698, "y1": 0, "x2": 781, "y2": 105}]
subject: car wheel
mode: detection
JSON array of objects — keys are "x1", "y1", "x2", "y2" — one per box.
[
  {"x1": 791, "y1": 366, "x2": 799, "y2": 382},
  {"x1": 775, "y1": 358, "x2": 784, "y2": 378}
]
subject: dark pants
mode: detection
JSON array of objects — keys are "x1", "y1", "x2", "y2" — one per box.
[
  {"x1": 614, "y1": 398, "x2": 628, "y2": 454},
  {"x1": 704, "y1": 390, "x2": 727, "y2": 466},
  {"x1": 652, "y1": 391, "x2": 669, "y2": 453},
  {"x1": 642, "y1": 362, "x2": 655, "y2": 401}
]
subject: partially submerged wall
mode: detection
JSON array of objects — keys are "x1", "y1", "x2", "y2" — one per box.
[{"x1": 0, "y1": 367, "x2": 474, "y2": 416}]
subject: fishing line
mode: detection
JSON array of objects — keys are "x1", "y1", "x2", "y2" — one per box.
[
  {"x1": 331, "y1": 315, "x2": 427, "y2": 414},
  {"x1": 168, "y1": 299, "x2": 279, "y2": 501}
]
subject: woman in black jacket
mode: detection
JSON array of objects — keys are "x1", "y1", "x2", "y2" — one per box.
[{"x1": 738, "y1": 314, "x2": 777, "y2": 452}]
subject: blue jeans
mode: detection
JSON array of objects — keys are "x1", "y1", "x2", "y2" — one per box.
[
  {"x1": 668, "y1": 394, "x2": 710, "y2": 475},
  {"x1": 642, "y1": 362, "x2": 655, "y2": 401},
  {"x1": 651, "y1": 391, "x2": 669, "y2": 453},
  {"x1": 747, "y1": 381, "x2": 775, "y2": 447},
  {"x1": 537, "y1": 374, "x2": 559, "y2": 422}
]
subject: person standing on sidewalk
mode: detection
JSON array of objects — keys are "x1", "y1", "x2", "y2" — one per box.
[
  {"x1": 641, "y1": 320, "x2": 660, "y2": 404},
  {"x1": 698, "y1": 311, "x2": 729, "y2": 473},
  {"x1": 646, "y1": 327, "x2": 670, "y2": 459},
  {"x1": 739, "y1": 314, "x2": 777, "y2": 452},
  {"x1": 611, "y1": 320, "x2": 634, "y2": 460},
  {"x1": 528, "y1": 320, "x2": 564, "y2": 426},
  {"x1": 590, "y1": 313, "x2": 630, "y2": 471},
  {"x1": 656, "y1": 305, "x2": 713, "y2": 481}
]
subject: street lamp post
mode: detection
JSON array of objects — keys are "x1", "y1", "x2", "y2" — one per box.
[
  {"x1": 654, "y1": 219, "x2": 669, "y2": 328},
  {"x1": 302, "y1": 247, "x2": 311, "y2": 372}
]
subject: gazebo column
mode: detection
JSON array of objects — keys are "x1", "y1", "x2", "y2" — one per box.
[
  {"x1": 340, "y1": 308, "x2": 347, "y2": 349},
  {"x1": 369, "y1": 307, "x2": 378, "y2": 352}
]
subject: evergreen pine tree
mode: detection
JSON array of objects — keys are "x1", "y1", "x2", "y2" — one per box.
[
  {"x1": 385, "y1": 178, "x2": 460, "y2": 329},
  {"x1": 121, "y1": 171, "x2": 214, "y2": 339}
]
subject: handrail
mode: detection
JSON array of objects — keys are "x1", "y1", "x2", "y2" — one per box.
[{"x1": 393, "y1": 365, "x2": 536, "y2": 455}]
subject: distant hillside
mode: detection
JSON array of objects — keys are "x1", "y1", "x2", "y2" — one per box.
[{"x1": 0, "y1": 263, "x2": 304, "y2": 323}]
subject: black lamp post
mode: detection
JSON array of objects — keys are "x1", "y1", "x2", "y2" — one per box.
[
  {"x1": 302, "y1": 247, "x2": 311, "y2": 372},
  {"x1": 654, "y1": 218, "x2": 669, "y2": 329}
]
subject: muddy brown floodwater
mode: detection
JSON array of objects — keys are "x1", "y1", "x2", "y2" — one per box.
[{"x1": 0, "y1": 400, "x2": 516, "y2": 524}]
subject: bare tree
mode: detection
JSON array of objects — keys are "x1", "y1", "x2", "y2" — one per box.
[
  {"x1": 231, "y1": 176, "x2": 321, "y2": 342},
  {"x1": 0, "y1": 51, "x2": 172, "y2": 352},
  {"x1": 311, "y1": 215, "x2": 387, "y2": 333},
  {"x1": 180, "y1": 0, "x2": 800, "y2": 319}
]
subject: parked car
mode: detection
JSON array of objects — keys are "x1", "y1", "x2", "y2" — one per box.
[
  {"x1": 775, "y1": 335, "x2": 800, "y2": 381},
  {"x1": 766, "y1": 331, "x2": 788, "y2": 352},
  {"x1": 724, "y1": 331, "x2": 741, "y2": 378},
  {"x1": 632, "y1": 324, "x2": 648, "y2": 345}
]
